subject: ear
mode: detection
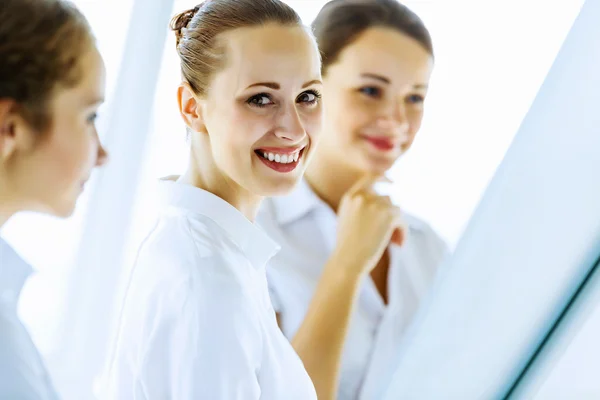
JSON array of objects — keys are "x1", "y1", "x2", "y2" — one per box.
[
  {"x1": 0, "y1": 100, "x2": 36, "y2": 162},
  {"x1": 0, "y1": 100, "x2": 21, "y2": 160},
  {"x1": 177, "y1": 83, "x2": 207, "y2": 134}
]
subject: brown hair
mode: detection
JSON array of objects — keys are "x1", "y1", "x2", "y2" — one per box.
[
  {"x1": 0, "y1": 0, "x2": 95, "y2": 131},
  {"x1": 312, "y1": 0, "x2": 433, "y2": 75},
  {"x1": 170, "y1": 0, "x2": 302, "y2": 97}
]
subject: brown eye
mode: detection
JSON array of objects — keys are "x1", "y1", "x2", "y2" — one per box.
[
  {"x1": 87, "y1": 112, "x2": 98, "y2": 123},
  {"x1": 407, "y1": 94, "x2": 425, "y2": 104},
  {"x1": 247, "y1": 93, "x2": 274, "y2": 108},
  {"x1": 297, "y1": 90, "x2": 321, "y2": 105},
  {"x1": 359, "y1": 86, "x2": 382, "y2": 98}
]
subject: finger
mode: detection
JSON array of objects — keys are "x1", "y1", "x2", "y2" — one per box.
[
  {"x1": 373, "y1": 177, "x2": 396, "y2": 197},
  {"x1": 361, "y1": 194, "x2": 391, "y2": 207},
  {"x1": 359, "y1": 190, "x2": 382, "y2": 202},
  {"x1": 374, "y1": 195, "x2": 393, "y2": 205},
  {"x1": 361, "y1": 191, "x2": 394, "y2": 206}
]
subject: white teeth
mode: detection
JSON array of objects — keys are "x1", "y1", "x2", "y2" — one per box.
[{"x1": 258, "y1": 150, "x2": 302, "y2": 164}]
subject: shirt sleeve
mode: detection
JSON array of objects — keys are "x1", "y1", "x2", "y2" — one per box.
[{"x1": 137, "y1": 274, "x2": 263, "y2": 400}]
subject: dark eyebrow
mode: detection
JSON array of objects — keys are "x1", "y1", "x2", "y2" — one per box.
[
  {"x1": 361, "y1": 73, "x2": 390, "y2": 84},
  {"x1": 86, "y1": 96, "x2": 105, "y2": 106},
  {"x1": 302, "y1": 79, "x2": 322, "y2": 88},
  {"x1": 246, "y1": 79, "x2": 322, "y2": 91},
  {"x1": 360, "y1": 73, "x2": 428, "y2": 90},
  {"x1": 247, "y1": 82, "x2": 280, "y2": 90}
]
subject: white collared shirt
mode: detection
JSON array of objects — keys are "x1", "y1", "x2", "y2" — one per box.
[
  {"x1": 100, "y1": 180, "x2": 316, "y2": 400},
  {"x1": 0, "y1": 238, "x2": 59, "y2": 400},
  {"x1": 257, "y1": 179, "x2": 450, "y2": 400}
]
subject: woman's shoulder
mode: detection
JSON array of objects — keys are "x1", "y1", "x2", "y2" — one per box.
[
  {"x1": 138, "y1": 210, "x2": 238, "y2": 263},
  {"x1": 404, "y1": 213, "x2": 448, "y2": 248},
  {"x1": 130, "y1": 212, "x2": 252, "y2": 297},
  {"x1": 400, "y1": 212, "x2": 451, "y2": 272},
  {"x1": 404, "y1": 213, "x2": 443, "y2": 238}
]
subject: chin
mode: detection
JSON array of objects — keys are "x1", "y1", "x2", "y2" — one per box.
[
  {"x1": 53, "y1": 207, "x2": 76, "y2": 219},
  {"x1": 344, "y1": 148, "x2": 396, "y2": 176},
  {"x1": 47, "y1": 200, "x2": 77, "y2": 219},
  {"x1": 369, "y1": 162, "x2": 394, "y2": 175},
  {"x1": 353, "y1": 156, "x2": 395, "y2": 176}
]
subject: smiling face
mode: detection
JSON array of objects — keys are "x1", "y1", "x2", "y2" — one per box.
[
  {"x1": 0, "y1": 45, "x2": 108, "y2": 217},
  {"x1": 319, "y1": 27, "x2": 434, "y2": 175},
  {"x1": 178, "y1": 23, "x2": 323, "y2": 198}
]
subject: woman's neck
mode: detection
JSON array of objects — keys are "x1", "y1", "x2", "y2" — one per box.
[
  {"x1": 178, "y1": 150, "x2": 262, "y2": 222},
  {"x1": 0, "y1": 181, "x2": 19, "y2": 229},
  {"x1": 0, "y1": 208, "x2": 12, "y2": 229},
  {"x1": 304, "y1": 151, "x2": 364, "y2": 213}
]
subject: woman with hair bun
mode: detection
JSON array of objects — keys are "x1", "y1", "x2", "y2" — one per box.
[{"x1": 101, "y1": 1, "x2": 323, "y2": 398}]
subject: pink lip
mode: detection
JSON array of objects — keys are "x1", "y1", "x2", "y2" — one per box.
[
  {"x1": 363, "y1": 136, "x2": 396, "y2": 151},
  {"x1": 256, "y1": 148, "x2": 305, "y2": 173},
  {"x1": 256, "y1": 146, "x2": 304, "y2": 154}
]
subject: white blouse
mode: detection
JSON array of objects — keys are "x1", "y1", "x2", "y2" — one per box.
[
  {"x1": 257, "y1": 179, "x2": 449, "y2": 400},
  {"x1": 99, "y1": 180, "x2": 316, "y2": 400},
  {"x1": 0, "y1": 238, "x2": 59, "y2": 400}
]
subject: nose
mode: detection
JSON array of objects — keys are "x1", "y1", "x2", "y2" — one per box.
[
  {"x1": 378, "y1": 100, "x2": 410, "y2": 136},
  {"x1": 94, "y1": 131, "x2": 108, "y2": 167},
  {"x1": 274, "y1": 103, "x2": 306, "y2": 142},
  {"x1": 393, "y1": 101, "x2": 410, "y2": 128},
  {"x1": 96, "y1": 144, "x2": 108, "y2": 167}
]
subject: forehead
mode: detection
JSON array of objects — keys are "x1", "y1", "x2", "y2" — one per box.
[
  {"x1": 52, "y1": 46, "x2": 106, "y2": 111},
  {"x1": 215, "y1": 24, "x2": 321, "y2": 89},
  {"x1": 332, "y1": 27, "x2": 433, "y2": 84}
]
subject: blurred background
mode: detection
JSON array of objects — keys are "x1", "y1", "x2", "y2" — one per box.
[{"x1": 0, "y1": 0, "x2": 588, "y2": 398}]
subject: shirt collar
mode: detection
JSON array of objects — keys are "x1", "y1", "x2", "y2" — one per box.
[
  {"x1": 268, "y1": 178, "x2": 423, "y2": 232},
  {"x1": 0, "y1": 237, "x2": 33, "y2": 304},
  {"x1": 269, "y1": 179, "x2": 323, "y2": 226},
  {"x1": 157, "y1": 179, "x2": 280, "y2": 269}
]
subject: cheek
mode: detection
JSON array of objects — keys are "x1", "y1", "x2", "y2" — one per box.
[
  {"x1": 28, "y1": 138, "x2": 83, "y2": 197},
  {"x1": 48, "y1": 123, "x2": 95, "y2": 176},
  {"x1": 330, "y1": 93, "x2": 377, "y2": 141},
  {"x1": 407, "y1": 109, "x2": 424, "y2": 137},
  {"x1": 401, "y1": 110, "x2": 424, "y2": 151},
  {"x1": 218, "y1": 107, "x2": 268, "y2": 155}
]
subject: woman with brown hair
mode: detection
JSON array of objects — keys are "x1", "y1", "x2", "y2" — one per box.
[
  {"x1": 100, "y1": 0, "x2": 322, "y2": 398},
  {"x1": 258, "y1": 1, "x2": 449, "y2": 399},
  {"x1": 0, "y1": 0, "x2": 108, "y2": 398}
]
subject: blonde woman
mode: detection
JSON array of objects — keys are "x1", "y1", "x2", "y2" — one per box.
[
  {"x1": 101, "y1": 1, "x2": 323, "y2": 398},
  {"x1": 258, "y1": 1, "x2": 449, "y2": 399}
]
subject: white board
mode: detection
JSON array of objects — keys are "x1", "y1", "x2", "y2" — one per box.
[{"x1": 381, "y1": 1, "x2": 600, "y2": 398}]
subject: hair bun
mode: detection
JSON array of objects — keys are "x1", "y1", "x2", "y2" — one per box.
[{"x1": 170, "y1": 4, "x2": 201, "y2": 47}]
